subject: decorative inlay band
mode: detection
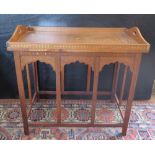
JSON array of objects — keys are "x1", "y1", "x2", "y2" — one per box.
[{"x1": 7, "y1": 42, "x2": 148, "y2": 52}]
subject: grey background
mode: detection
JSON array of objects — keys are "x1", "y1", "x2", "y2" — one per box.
[{"x1": 0, "y1": 14, "x2": 154, "y2": 99}]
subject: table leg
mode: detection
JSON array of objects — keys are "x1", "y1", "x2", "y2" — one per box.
[
  {"x1": 86, "y1": 65, "x2": 91, "y2": 92},
  {"x1": 56, "y1": 56, "x2": 61, "y2": 124},
  {"x1": 112, "y1": 62, "x2": 120, "y2": 98},
  {"x1": 122, "y1": 55, "x2": 141, "y2": 136},
  {"x1": 119, "y1": 66, "x2": 128, "y2": 105},
  {"x1": 14, "y1": 53, "x2": 29, "y2": 135},
  {"x1": 61, "y1": 67, "x2": 65, "y2": 93},
  {"x1": 32, "y1": 62, "x2": 39, "y2": 101},
  {"x1": 91, "y1": 57, "x2": 99, "y2": 124},
  {"x1": 26, "y1": 64, "x2": 32, "y2": 105}
]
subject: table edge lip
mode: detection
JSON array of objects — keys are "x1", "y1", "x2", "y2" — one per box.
[{"x1": 6, "y1": 25, "x2": 150, "y2": 53}]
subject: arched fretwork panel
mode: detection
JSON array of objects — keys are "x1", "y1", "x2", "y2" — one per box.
[
  {"x1": 61, "y1": 56, "x2": 94, "y2": 71},
  {"x1": 38, "y1": 61, "x2": 56, "y2": 91},
  {"x1": 98, "y1": 63, "x2": 115, "y2": 94},
  {"x1": 99, "y1": 56, "x2": 135, "y2": 73},
  {"x1": 61, "y1": 56, "x2": 95, "y2": 92},
  {"x1": 98, "y1": 59, "x2": 133, "y2": 100},
  {"x1": 116, "y1": 63, "x2": 132, "y2": 101},
  {"x1": 61, "y1": 56, "x2": 94, "y2": 91},
  {"x1": 20, "y1": 56, "x2": 56, "y2": 71},
  {"x1": 20, "y1": 56, "x2": 56, "y2": 99},
  {"x1": 64, "y1": 61, "x2": 90, "y2": 91}
]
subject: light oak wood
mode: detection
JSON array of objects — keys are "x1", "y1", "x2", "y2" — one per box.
[
  {"x1": 7, "y1": 25, "x2": 150, "y2": 53},
  {"x1": 112, "y1": 62, "x2": 120, "y2": 97},
  {"x1": 86, "y1": 65, "x2": 91, "y2": 92},
  {"x1": 7, "y1": 25, "x2": 150, "y2": 136},
  {"x1": 26, "y1": 64, "x2": 32, "y2": 104},
  {"x1": 14, "y1": 52, "x2": 29, "y2": 135},
  {"x1": 119, "y1": 66, "x2": 128, "y2": 105},
  {"x1": 91, "y1": 57, "x2": 99, "y2": 124}
]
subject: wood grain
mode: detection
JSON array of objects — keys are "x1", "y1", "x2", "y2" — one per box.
[
  {"x1": 7, "y1": 25, "x2": 150, "y2": 53},
  {"x1": 7, "y1": 25, "x2": 150, "y2": 136}
]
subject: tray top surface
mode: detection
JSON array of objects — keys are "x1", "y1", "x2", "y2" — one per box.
[
  {"x1": 18, "y1": 30, "x2": 137, "y2": 44},
  {"x1": 7, "y1": 26, "x2": 150, "y2": 53}
]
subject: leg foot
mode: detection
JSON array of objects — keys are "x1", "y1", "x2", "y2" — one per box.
[
  {"x1": 122, "y1": 127, "x2": 127, "y2": 136},
  {"x1": 24, "y1": 128, "x2": 29, "y2": 135}
]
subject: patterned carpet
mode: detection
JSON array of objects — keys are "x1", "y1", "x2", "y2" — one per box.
[{"x1": 0, "y1": 99, "x2": 155, "y2": 140}]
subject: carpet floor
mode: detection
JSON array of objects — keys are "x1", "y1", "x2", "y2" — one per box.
[{"x1": 0, "y1": 99, "x2": 155, "y2": 140}]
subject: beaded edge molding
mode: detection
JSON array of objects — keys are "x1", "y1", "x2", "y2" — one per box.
[{"x1": 7, "y1": 43, "x2": 148, "y2": 52}]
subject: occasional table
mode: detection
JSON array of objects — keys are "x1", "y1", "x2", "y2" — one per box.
[{"x1": 7, "y1": 25, "x2": 150, "y2": 136}]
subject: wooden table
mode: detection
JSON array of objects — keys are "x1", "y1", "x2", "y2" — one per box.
[{"x1": 7, "y1": 25, "x2": 150, "y2": 136}]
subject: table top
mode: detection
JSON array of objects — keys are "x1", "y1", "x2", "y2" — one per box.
[{"x1": 7, "y1": 25, "x2": 150, "y2": 53}]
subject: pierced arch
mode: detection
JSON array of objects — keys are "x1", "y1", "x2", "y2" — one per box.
[
  {"x1": 99, "y1": 57, "x2": 134, "y2": 73},
  {"x1": 20, "y1": 56, "x2": 56, "y2": 71},
  {"x1": 61, "y1": 56, "x2": 94, "y2": 71}
]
